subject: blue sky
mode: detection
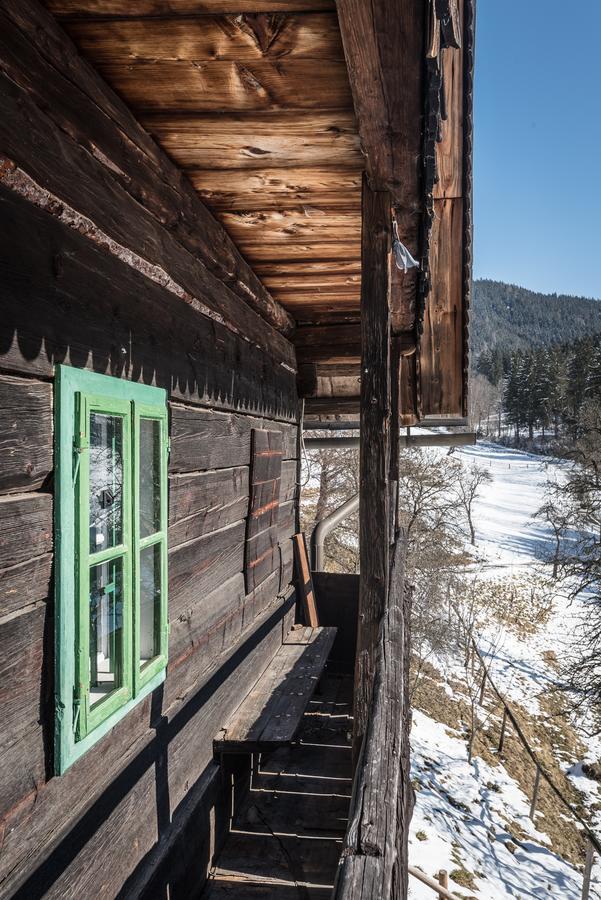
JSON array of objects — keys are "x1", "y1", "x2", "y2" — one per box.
[{"x1": 473, "y1": 0, "x2": 601, "y2": 299}]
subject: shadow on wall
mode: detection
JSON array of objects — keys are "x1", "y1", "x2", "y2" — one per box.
[{"x1": 10, "y1": 599, "x2": 293, "y2": 900}]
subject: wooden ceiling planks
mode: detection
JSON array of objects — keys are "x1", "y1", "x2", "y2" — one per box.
[
  {"x1": 44, "y1": 1, "x2": 364, "y2": 330},
  {"x1": 47, "y1": 0, "x2": 336, "y2": 14},
  {"x1": 139, "y1": 111, "x2": 361, "y2": 170},
  {"x1": 89, "y1": 59, "x2": 352, "y2": 112},
  {"x1": 65, "y1": 13, "x2": 345, "y2": 62},
  {"x1": 44, "y1": 0, "x2": 473, "y2": 418}
]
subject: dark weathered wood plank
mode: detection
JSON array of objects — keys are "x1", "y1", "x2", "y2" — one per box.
[
  {"x1": 419, "y1": 197, "x2": 464, "y2": 416},
  {"x1": 354, "y1": 178, "x2": 391, "y2": 762},
  {"x1": 0, "y1": 553, "x2": 52, "y2": 618},
  {"x1": 295, "y1": 323, "x2": 361, "y2": 363},
  {"x1": 1, "y1": 592, "x2": 293, "y2": 898},
  {"x1": 170, "y1": 406, "x2": 297, "y2": 474},
  {"x1": 280, "y1": 460, "x2": 297, "y2": 504},
  {"x1": 169, "y1": 520, "x2": 246, "y2": 619},
  {"x1": 248, "y1": 429, "x2": 284, "y2": 486},
  {"x1": 433, "y1": 1, "x2": 464, "y2": 200},
  {"x1": 0, "y1": 0, "x2": 295, "y2": 340},
  {"x1": 337, "y1": 0, "x2": 424, "y2": 347},
  {"x1": 0, "y1": 188, "x2": 298, "y2": 421},
  {"x1": 244, "y1": 525, "x2": 279, "y2": 594},
  {"x1": 293, "y1": 533, "x2": 318, "y2": 627},
  {"x1": 215, "y1": 625, "x2": 336, "y2": 751},
  {"x1": 0, "y1": 376, "x2": 52, "y2": 493},
  {"x1": 87, "y1": 58, "x2": 352, "y2": 112},
  {"x1": 336, "y1": 0, "x2": 424, "y2": 202},
  {"x1": 169, "y1": 467, "x2": 249, "y2": 549},
  {"x1": 333, "y1": 537, "x2": 411, "y2": 900},
  {"x1": 0, "y1": 492, "x2": 52, "y2": 571}
]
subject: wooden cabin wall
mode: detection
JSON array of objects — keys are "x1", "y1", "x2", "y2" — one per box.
[{"x1": 0, "y1": 6, "x2": 300, "y2": 898}]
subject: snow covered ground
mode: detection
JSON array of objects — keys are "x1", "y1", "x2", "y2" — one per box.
[{"x1": 408, "y1": 440, "x2": 601, "y2": 898}]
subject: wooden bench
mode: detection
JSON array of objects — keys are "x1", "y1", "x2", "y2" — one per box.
[{"x1": 214, "y1": 625, "x2": 337, "y2": 754}]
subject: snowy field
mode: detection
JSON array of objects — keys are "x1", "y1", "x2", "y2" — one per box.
[{"x1": 408, "y1": 440, "x2": 601, "y2": 898}]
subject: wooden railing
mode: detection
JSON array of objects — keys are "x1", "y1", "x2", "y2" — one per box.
[
  {"x1": 332, "y1": 536, "x2": 413, "y2": 899},
  {"x1": 459, "y1": 611, "x2": 601, "y2": 899}
]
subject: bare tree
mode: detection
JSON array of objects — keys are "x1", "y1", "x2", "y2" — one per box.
[
  {"x1": 533, "y1": 493, "x2": 572, "y2": 578},
  {"x1": 455, "y1": 463, "x2": 493, "y2": 545},
  {"x1": 469, "y1": 372, "x2": 503, "y2": 437},
  {"x1": 300, "y1": 437, "x2": 360, "y2": 573},
  {"x1": 540, "y1": 401, "x2": 601, "y2": 719}
]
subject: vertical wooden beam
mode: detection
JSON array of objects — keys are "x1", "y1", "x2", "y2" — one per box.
[
  {"x1": 529, "y1": 765, "x2": 541, "y2": 820},
  {"x1": 498, "y1": 707, "x2": 508, "y2": 753},
  {"x1": 582, "y1": 841, "x2": 594, "y2": 900},
  {"x1": 390, "y1": 335, "x2": 402, "y2": 534},
  {"x1": 353, "y1": 177, "x2": 392, "y2": 764}
]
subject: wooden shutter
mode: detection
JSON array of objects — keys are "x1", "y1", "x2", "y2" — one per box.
[{"x1": 244, "y1": 429, "x2": 283, "y2": 593}]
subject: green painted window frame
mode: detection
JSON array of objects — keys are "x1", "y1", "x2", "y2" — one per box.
[{"x1": 55, "y1": 366, "x2": 168, "y2": 775}]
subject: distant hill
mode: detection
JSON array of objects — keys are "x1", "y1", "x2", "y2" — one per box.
[{"x1": 470, "y1": 279, "x2": 601, "y2": 358}]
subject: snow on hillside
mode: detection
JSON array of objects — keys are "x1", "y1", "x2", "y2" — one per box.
[
  {"x1": 409, "y1": 710, "x2": 588, "y2": 899},
  {"x1": 409, "y1": 440, "x2": 601, "y2": 898}
]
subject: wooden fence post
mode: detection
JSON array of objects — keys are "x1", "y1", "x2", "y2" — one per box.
[
  {"x1": 479, "y1": 669, "x2": 487, "y2": 706},
  {"x1": 498, "y1": 707, "x2": 508, "y2": 753},
  {"x1": 437, "y1": 869, "x2": 449, "y2": 899},
  {"x1": 529, "y1": 765, "x2": 541, "y2": 820},
  {"x1": 581, "y1": 840, "x2": 594, "y2": 900}
]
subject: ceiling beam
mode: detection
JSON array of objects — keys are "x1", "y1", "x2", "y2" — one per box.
[{"x1": 336, "y1": 0, "x2": 425, "y2": 208}]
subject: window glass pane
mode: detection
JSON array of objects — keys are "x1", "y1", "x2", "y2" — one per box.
[
  {"x1": 89, "y1": 558, "x2": 124, "y2": 706},
  {"x1": 139, "y1": 418, "x2": 161, "y2": 539},
  {"x1": 89, "y1": 413, "x2": 124, "y2": 554},
  {"x1": 140, "y1": 543, "x2": 162, "y2": 667}
]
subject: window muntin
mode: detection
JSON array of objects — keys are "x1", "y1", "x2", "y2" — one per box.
[{"x1": 55, "y1": 367, "x2": 168, "y2": 774}]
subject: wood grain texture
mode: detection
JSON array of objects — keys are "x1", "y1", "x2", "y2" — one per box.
[
  {"x1": 93, "y1": 58, "x2": 351, "y2": 112},
  {"x1": 337, "y1": 0, "x2": 424, "y2": 203},
  {"x1": 0, "y1": 554, "x2": 52, "y2": 618},
  {"x1": 0, "y1": 492, "x2": 52, "y2": 571},
  {"x1": 0, "y1": 375, "x2": 52, "y2": 493},
  {"x1": 169, "y1": 520, "x2": 246, "y2": 619},
  {"x1": 295, "y1": 323, "x2": 360, "y2": 363},
  {"x1": 46, "y1": 0, "x2": 335, "y2": 14},
  {"x1": 293, "y1": 533, "x2": 318, "y2": 627},
  {"x1": 1, "y1": 0, "x2": 294, "y2": 338},
  {"x1": 141, "y1": 111, "x2": 361, "y2": 170},
  {"x1": 433, "y1": 2, "x2": 464, "y2": 200},
  {"x1": 419, "y1": 198, "x2": 464, "y2": 416},
  {"x1": 2, "y1": 592, "x2": 294, "y2": 898},
  {"x1": 170, "y1": 406, "x2": 297, "y2": 474},
  {"x1": 215, "y1": 625, "x2": 336, "y2": 751},
  {"x1": 355, "y1": 180, "x2": 391, "y2": 762},
  {"x1": 333, "y1": 537, "x2": 412, "y2": 899},
  {"x1": 169, "y1": 467, "x2": 249, "y2": 548},
  {"x1": 0, "y1": 188, "x2": 298, "y2": 421},
  {"x1": 189, "y1": 166, "x2": 362, "y2": 210},
  {"x1": 65, "y1": 13, "x2": 344, "y2": 62}
]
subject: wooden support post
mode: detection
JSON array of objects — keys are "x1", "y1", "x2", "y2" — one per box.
[
  {"x1": 498, "y1": 707, "x2": 508, "y2": 753},
  {"x1": 437, "y1": 869, "x2": 449, "y2": 899},
  {"x1": 353, "y1": 177, "x2": 392, "y2": 766},
  {"x1": 581, "y1": 840, "x2": 594, "y2": 900},
  {"x1": 529, "y1": 765, "x2": 541, "y2": 820},
  {"x1": 479, "y1": 668, "x2": 487, "y2": 706},
  {"x1": 389, "y1": 335, "x2": 402, "y2": 534}
]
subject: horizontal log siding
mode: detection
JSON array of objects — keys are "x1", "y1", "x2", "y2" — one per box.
[
  {"x1": 0, "y1": 386, "x2": 299, "y2": 898},
  {"x1": 0, "y1": 12, "x2": 300, "y2": 892}
]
